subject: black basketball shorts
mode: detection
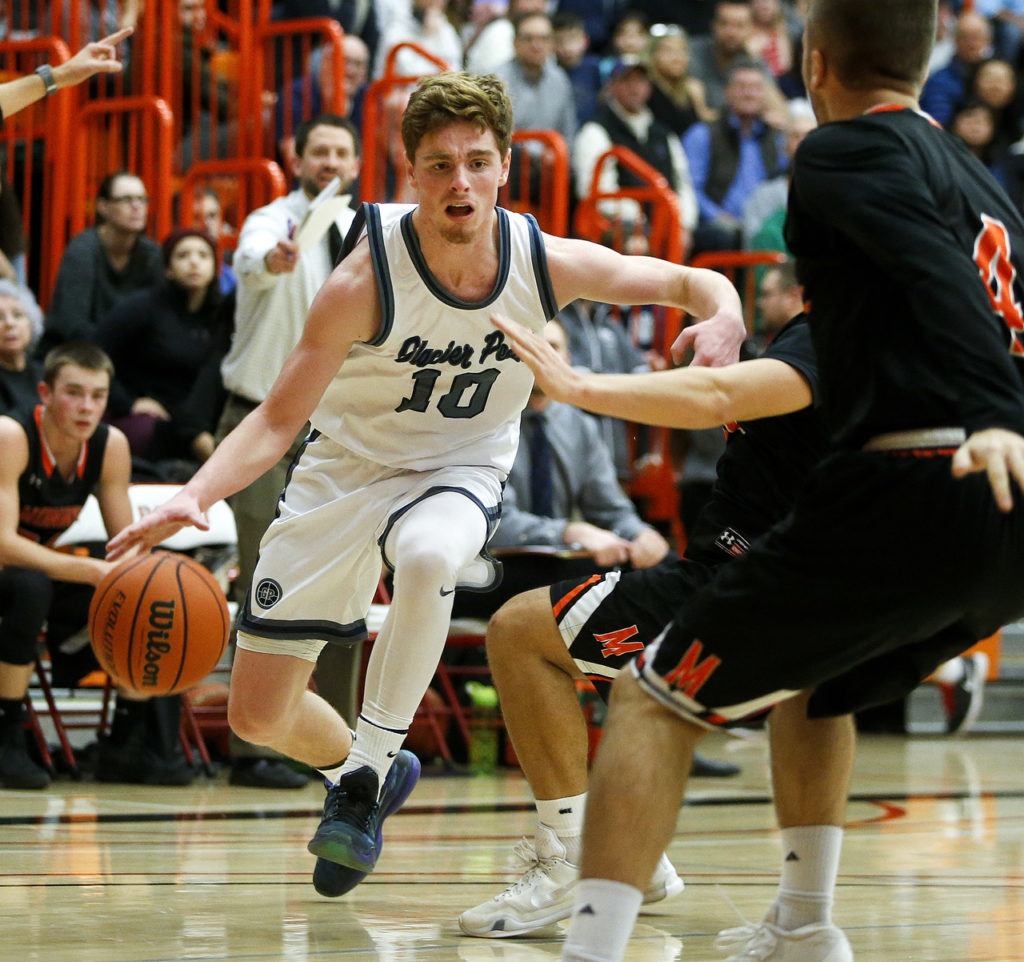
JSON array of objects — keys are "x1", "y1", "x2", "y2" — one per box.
[
  {"x1": 633, "y1": 452, "x2": 1024, "y2": 729},
  {"x1": 548, "y1": 560, "x2": 717, "y2": 687}
]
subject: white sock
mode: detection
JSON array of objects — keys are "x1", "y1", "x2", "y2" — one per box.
[
  {"x1": 537, "y1": 793, "x2": 586, "y2": 863},
  {"x1": 562, "y1": 878, "x2": 642, "y2": 962},
  {"x1": 775, "y1": 825, "x2": 844, "y2": 930},
  {"x1": 933, "y1": 656, "x2": 965, "y2": 685},
  {"x1": 317, "y1": 760, "x2": 347, "y2": 784},
  {"x1": 337, "y1": 716, "x2": 407, "y2": 794}
]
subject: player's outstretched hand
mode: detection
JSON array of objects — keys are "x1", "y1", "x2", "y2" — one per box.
[
  {"x1": 670, "y1": 307, "x2": 745, "y2": 368},
  {"x1": 952, "y1": 427, "x2": 1024, "y2": 512},
  {"x1": 106, "y1": 490, "x2": 209, "y2": 561},
  {"x1": 54, "y1": 27, "x2": 133, "y2": 88},
  {"x1": 491, "y1": 313, "x2": 582, "y2": 403}
]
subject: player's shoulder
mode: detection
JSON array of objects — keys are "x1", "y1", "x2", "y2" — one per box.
[{"x1": 0, "y1": 415, "x2": 29, "y2": 474}]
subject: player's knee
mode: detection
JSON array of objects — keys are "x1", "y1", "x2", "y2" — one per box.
[
  {"x1": 227, "y1": 692, "x2": 286, "y2": 747},
  {"x1": 394, "y1": 541, "x2": 462, "y2": 588},
  {"x1": 486, "y1": 589, "x2": 548, "y2": 665}
]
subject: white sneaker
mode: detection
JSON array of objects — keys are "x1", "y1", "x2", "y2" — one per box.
[
  {"x1": 457, "y1": 824, "x2": 684, "y2": 938},
  {"x1": 715, "y1": 916, "x2": 853, "y2": 962}
]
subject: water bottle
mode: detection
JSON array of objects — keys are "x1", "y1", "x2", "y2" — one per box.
[{"x1": 466, "y1": 681, "x2": 500, "y2": 775}]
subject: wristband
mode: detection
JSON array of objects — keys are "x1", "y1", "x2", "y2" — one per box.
[{"x1": 35, "y1": 64, "x2": 57, "y2": 97}]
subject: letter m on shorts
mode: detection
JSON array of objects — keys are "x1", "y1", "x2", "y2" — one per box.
[
  {"x1": 596, "y1": 625, "x2": 645, "y2": 659},
  {"x1": 663, "y1": 640, "x2": 721, "y2": 699}
]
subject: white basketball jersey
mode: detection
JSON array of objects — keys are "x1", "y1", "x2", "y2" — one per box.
[{"x1": 310, "y1": 203, "x2": 558, "y2": 473}]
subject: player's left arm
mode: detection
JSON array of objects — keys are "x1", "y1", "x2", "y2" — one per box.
[
  {"x1": 543, "y1": 232, "x2": 745, "y2": 367},
  {"x1": 492, "y1": 313, "x2": 811, "y2": 427},
  {"x1": 94, "y1": 427, "x2": 135, "y2": 541}
]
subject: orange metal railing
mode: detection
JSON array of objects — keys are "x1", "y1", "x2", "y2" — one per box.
[
  {"x1": 0, "y1": 36, "x2": 71, "y2": 305},
  {"x1": 254, "y1": 18, "x2": 347, "y2": 163},
  {"x1": 574, "y1": 145, "x2": 687, "y2": 551},
  {"x1": 67, "y1": 95, "x2": 174, "y2": 242},
  {"x1": 360, "y1": 42, "x2": 452, "y2": 204},
  {"x1": 499, "y1": 129, "x2": 570, "y2": 237}
]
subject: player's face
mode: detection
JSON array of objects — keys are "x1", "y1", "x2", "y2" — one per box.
[
  {"x1": 294, "y1": 124, "x2": 361, "y2": 198},
  {"x1": 40, "y1": 365, "x2": 110, "y2": 441},
  {"x1": 166, "y1": 236, "x2": 216, "y2": 293},
  {"x1": 408, "y1": 122, "x2": 510, "y2": 245},
  {"x1": 0, "y1": 294, "x2": 33, "y2": 364}
]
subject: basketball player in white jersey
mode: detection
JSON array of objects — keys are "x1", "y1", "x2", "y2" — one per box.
[{"x1": 108, "y1": 71, "x2": 746, "y2": 896}]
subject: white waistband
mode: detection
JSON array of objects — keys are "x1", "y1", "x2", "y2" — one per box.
[{"x1": 863, "y1": 428, "x2": 966, "y2": 452}]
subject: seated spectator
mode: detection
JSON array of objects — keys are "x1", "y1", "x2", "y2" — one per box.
[
  {"x1": 465, "y1": 0, "x2": 545, "y2": 74},
  {"x1": 552, "y1": 0, "x2": 627, "y2": 57},
  {"x1": 951, "y1": 100, "x2": 1014, "y2": 190},
  {"x1": 276, "y1": 35, "x2": 370, "y2": 168},
  {"x1": 558, "y1": 298, "x2": 662, "y2": 480},
  {"x1": 191, "y1": 188, "x2": 237, "y2": 296},
  {"x1": 747, "y1": 0, "x2": 801, "y2": 78},
  {"x1": 921, "y1": 10, "x2": 992, "y2": 127},
  {"x1": 0, "y1": 281, "x2": 43, "y2": 417},
  {"x1": 483, "y1": 319, "x2": 670, "y2": 594},
  {"x1": 646, "y1": 24, "x2": 713, "y2": 137},
  {"x1": 972, "y1": 57, "x2": 1023, "y2": 149},
  {"x1": 553, "y1": 11, "x2": 603, "y2": 125},
  {"x1": 574, "y1": 57, "x2": 698, "y2": 237},
  {"x1": 95, "y1": 229, "x2": 229, "y2": 473},
  {"x1": 0, "y1": 177, "x2": 26, "y2": 288},
  {"x1": 377, "y1": 0, "x2": 463, "y2": 77},
  {"x1": 688, "y1": 0, "x2": 756, "y2": 111},
  {"x1": 273, "y1": 0, "x2": 380, "y2": 70},
  {"x1": 599, "y1": 10, "x2": 651, "y2": 83},
  {"x1": 753, "y1": 259, "x2": 803, "y2": 347},
  {"x1": 971, "y1": 0, "x2": 1024, "y2": 63},
  {"x1": 495, "y1": 12, "x2": 577, "y2": 146},
  {"x1": 0, "y1": 342, "x2": 194, "y2": 790},
  {"x1": 682, "y1": 60, "x2": 786, "y2": 253},
  {"x1": 742, "y1": 99, "x2": 815, "y2": 247},
  {"x1": 43, "y1": 171, "x2": 163, "y2": 352}
]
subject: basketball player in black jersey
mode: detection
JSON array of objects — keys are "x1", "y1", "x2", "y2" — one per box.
[
  {"x1": 548, "y1": 3, "x2": 1024, "y2": 961},
  {"x1": 460, "y1": 311, "x2": 861, "y2": 944},
  {"x1": 0, "y1": 344, "x2": 148, "y2": 788}
]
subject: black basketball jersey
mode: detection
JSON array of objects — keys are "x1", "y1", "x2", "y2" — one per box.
[
  {"x1": 685, "y1": 315, "x2": 827, "y2": 564},
  {"x1": 786, "y1": 106, "x2": 1024, "y2": 449},
  {"x1": 15, "y1": 405, "x2": 109, "y2": 546}
]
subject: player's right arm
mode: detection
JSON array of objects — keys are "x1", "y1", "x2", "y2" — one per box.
[
  {"x1": 0, "y1": 418, "x2": 111, "y2": 585},
  {"x1": 107, "y1": 245, "x2": 380, "y2": 559},
  {"x1": 492, "y1": 314, "x2": 811, "y2": 428}
]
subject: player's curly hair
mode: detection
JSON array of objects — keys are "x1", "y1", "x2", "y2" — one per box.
[
  {"x1": 806, "y1": 0, "x2": 937, "y2": 92},
  {"x1": 401, "y1": 72, "x2": 513, "y2": 162}
]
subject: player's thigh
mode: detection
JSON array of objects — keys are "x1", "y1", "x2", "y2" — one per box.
[{"x1": 487, "y1": 586, "x2": 576, "y2": 675}]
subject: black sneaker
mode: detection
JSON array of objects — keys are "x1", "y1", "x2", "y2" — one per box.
[
  {"x1": 229, "y1": 759, "x2": 309, "y2": 789},
  {"x1": 690, "y1": 752, "x2": 740, "y2": 778},
  {"x1": 307, "y1": 753, "x2": 421, "y2": 874},
  {"x1": 312, "y1": 750, "x2": 421, "y2": 897},
  {"x1": 95, "y1": 737, "x2": 197, "y2": 786},
  {"x1": 0, "y1": 728, "x2": 51, "y2": 790}
]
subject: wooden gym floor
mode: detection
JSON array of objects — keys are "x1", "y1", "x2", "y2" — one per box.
[{"x1": 1, "y1": 732, "x2": 1022, "y2": 962}]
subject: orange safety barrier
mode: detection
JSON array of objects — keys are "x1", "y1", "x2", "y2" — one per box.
[
  {"x1": 360, "y1": 42, "x2": 452, "y2": 204},
  {"x1": 689, "y1": 249, "x2": 788, "y2": 331},
  {"x1": 0, "y1": 37, "x2": 71, "y2": 306},
  {"x1": 253, "y1": 18, "x2": 346, "y2": 163},
  {"x1": 65, "y1": 95, "x2": 174, "y2": 253},
  {"x1": 574, "y1": 146, "x2": 687, "y2": 551},
  {"x1": 178, "y1": 157, "x2": 287, "y2": 258},
  {"x1": 153, "y1": 0, "x2": 255, "y2": 174},
  {"x1": 499, "y1": 129, "x2": 570, "y2": 237}
]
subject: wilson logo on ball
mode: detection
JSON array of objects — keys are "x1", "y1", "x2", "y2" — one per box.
[{"x1": 142, "y1": 599, "x2": 177, "y2": 689}]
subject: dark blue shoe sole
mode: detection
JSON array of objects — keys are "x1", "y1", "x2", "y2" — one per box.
[{"x1": 311, "y1": 750, "x2": 421, "y2": 896}]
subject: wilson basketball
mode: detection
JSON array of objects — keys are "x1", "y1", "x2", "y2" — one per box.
[{"x1": 89, "y1": 551, "x2": 230, "y2": 696}]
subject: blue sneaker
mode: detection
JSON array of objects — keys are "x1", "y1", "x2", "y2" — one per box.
[{"x1": 309, "y1": 750, "x2": 421, "y2": 894}]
